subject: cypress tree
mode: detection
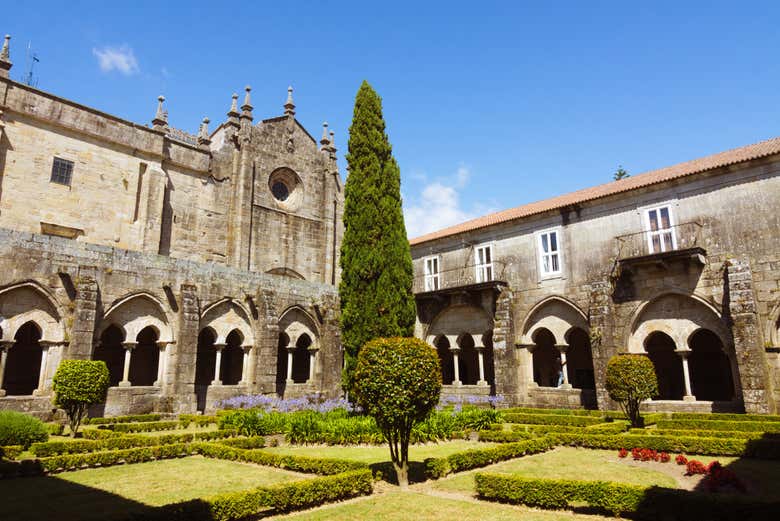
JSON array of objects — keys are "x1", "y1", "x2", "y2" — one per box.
[{"x1": 340, "y1": 81, "x2": 416, "y2": 391}]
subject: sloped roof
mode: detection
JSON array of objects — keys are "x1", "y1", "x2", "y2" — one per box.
[{"x1": 409, "y1": 136, "x2": 780, "y2": 246}]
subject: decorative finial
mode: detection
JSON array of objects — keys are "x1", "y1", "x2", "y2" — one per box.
[
  {"x1": 229, "y1": 93, "x2": 239, "y2": 115},
  {"x1": 0, "y1": 35, "x2": 10, "y2": 61},
  {"x1": 329, "y1": 130, "x2": 335, "y2": 147},
  {"x1": 320, "y1": 122, "x2": 330, "y2": 147},
  {"x1": 152, "y1": 95, "x2": 168, "y2": 130},
  {"x1": 284, "y1": 85, "x2": 295, "y2": 116},
  {"x1": 0, "y1": 35, "x2": 12, "y2": 78},
  {"x1": 241, "y1": 86, "x2": 252, "y2": 111},
  {"x1": 198, "y1": 117, "x2": 211, "y2": 148}
]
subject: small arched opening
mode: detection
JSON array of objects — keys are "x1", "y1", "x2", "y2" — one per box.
[
  {"x1": 566, "y1": 328, "x2": 596, "y2": 390},
  {"x1": 434, "y1": 335, "x2": 454, "y2": 384},
  {"x1": 5, "y1": 322, "x2": 43, "y2": 395},
  {"x1": 532, "y1": 328, "x2": 561, "y2": 388},
  {"x1": 688, "y1": 329, "x2": 735, "y2": 401},
  {"x1": 195, "y1": 328, "x2": 217, "y2": 412},
  {"x1": 130, "y1": 326, "x2": 160, "y2": 386},
  {"x1": 95, "y1": 325, "x2": 126, "y2": 387},
  {"x1": 220, "y1": 330, "x2": 244, "y2": 385},
  {"x1": 457, "y1": 334, "x2": 479, "y2": 385},
  {"x1": 645, "y1": 331, "x2": 683, "y2": 400},
  {"x1": 291, "y1": 334, "x2": 312, "y2": 383}
]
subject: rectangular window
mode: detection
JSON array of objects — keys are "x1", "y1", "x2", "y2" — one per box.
[
  {"x1": 424, "y1": 256, "x2": 440, "y2": 291},
  {"x1": 645, "y1": 205, "x2": 676, "y2": 253},
  {"x1": 50, "y1": 157, "x2": 74, "y2": 186},
  {"x1": 475, "y1": 244, "x2": 493, "y2": 283},
  {"x1": 538, "y1": 230, "x2": 562, "y2": 276}
]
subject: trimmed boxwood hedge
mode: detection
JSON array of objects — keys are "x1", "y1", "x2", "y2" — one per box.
[
  {"x1": 195, "y1": 444, "x2": 368, "y2": 475},
  {"x1": 504, "y1": 413, "x2": 603, "y2": 426},
  {"x1": 99, "y1": 421, "x2": 181, "y2": 433},
  {"x1": 656, "y1": 419, "x2": 780, "y2": 433},
  {"x1": 41, "y1": 443, "x2": 195, "y2": 473},
  {"x1": 477, "y1": 430, "x2": 533, "y2": 443},
  {"x1": 86, "y1": 414, "x2": 162, "y2": 425},
  {"x1": 423, "y1": 437, "x2": 555, "y2": 479},
  {"x1": 475, "y1": 473, "x2": 780, "y2": 520},
  {"x1": 671, "y1": 412, "x2": 780, "y2": 422},
  {"x1": 178, "y1": 415, "x2": 218, "y2": 428},
  {"x1": 549, "y1": 432, "x2": 780, "y2": 458},
  {"x1": 628, "y1": 428, "x2": 780, "y2": 439},
  {"x1": 0, "y1": 445, "x2": 22, "y2": 460}
]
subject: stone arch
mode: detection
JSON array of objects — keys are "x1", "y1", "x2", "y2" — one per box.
[
  {"x1": 94, "y1": 324, "x2": 126, "y2": 386},
  {"x1": 426, "y1": 305, "x2": 493, "y2": 342},
  {"x1": 644, "y1": 331, "x2": 684, "y2": 400},
  {"x1": 531, "y1": 327, "x2": 561, "y2": 388},
  {"x1": 220, "y1": 329, "x2": 245, "y2": 386},
  {"x1": 200, "y1": 298, "x2": 254, "y2": 345},
  {"x1": 129, "y1": 326, "x2": 160, "y2": 386},
  {"x1": 688, "y1": 328, "x2": 736, "y2": 401},
  {"x1": 0, "y1": 281, "x2": 65, "y2": 342},
  {"x1": 101, "y1": 292, "x2": 174, "y2": 343},
  {"x1": 266, "y1": 267, "x2": 305, "y2": 280},
  {"x1": 276, "y1": 306, "x2": 320, "y2": 394},
  {"x1": 520, "y1": 296, "x2": 589, "y2": 345},
  {"x1": 627, "y1": 291, "x2": 729, "y2": 353},
  {"x1": 426, "y1": 305, "x2": 494, "y2": 387},
  {"x1": 4, "y1": 321, "x2": 43, "y2": 395},
  {"x1": 765, "y1": 300, "x2": 780, "y2": 347},
  {"x1": 195, "y1": 327, "x2": 217, "y2": 411},
  {"x1": 456, "y1": 333, "x2": 479, "y2": 385},
  {"x1": 433, "y1": 334, "x2": 454, "y2": 384}
]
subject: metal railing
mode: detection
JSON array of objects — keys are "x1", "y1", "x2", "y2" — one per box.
[
  {"x1": 615, "y1": 221, "x2": 704, "y2": 261},
  {"x1": 413, "y1": 260, "x2": 507, "y2": 293}
]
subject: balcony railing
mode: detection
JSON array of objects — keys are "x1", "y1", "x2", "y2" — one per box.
[
  {"x1": 615, "y1": 221, "x2": 704, "y2": 261},
  {"x1": 414, "y1": 261, "x2": 508, "y2": 294}
]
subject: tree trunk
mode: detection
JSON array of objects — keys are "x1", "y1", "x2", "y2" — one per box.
[{"x1": 394, "y1": 461, "x2": 409, "y2": 489}]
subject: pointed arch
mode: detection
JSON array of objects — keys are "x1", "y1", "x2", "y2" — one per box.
[
  {"x1": 101, "y1": 291, "x2": 174, "y2": 343},
  {"x1": 0, "y1": 281, "x2": 66, "y2": 342},
  {"x1": 278, "y1": 305, "x2": 320, "y2": 346},
  {"x1": 266, "y1": 267, "x2": 306, "y2": 280},
  {"x1": 520, "y1": 295, "x2": 589, "y2": 345},
  {"x1": 425, "y1": 305, "x2": 493, "y2": 343}
]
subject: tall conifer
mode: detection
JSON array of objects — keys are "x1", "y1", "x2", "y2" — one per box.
[{"x1": 340, "y1": 81, "x2": 416, "y2": 391}]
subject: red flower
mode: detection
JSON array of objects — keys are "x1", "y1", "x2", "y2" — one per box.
[
  {"x1": 685, "y1": 459, "x2": 708, "y2": 475},
  {"x1": 675, "y1": 454, "x2": 688, "y2": 465},
  {"x1": 658, "y1": 452, "x2": 670, "y2": 463},
  {"x1": 618, "y1": 448, "x2": 628, "y2": 458}
]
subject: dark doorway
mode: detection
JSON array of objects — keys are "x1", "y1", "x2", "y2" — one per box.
[
  {"x1": 291, "y1": 334, "x2": 311, "y2": 383},
  {"x1": 129, "y1": 327, "x2": 159, "y2": 386},
  {"x1": 220, "y1": 330, "x2": 244, "y2": 385},
  {"x1": 566, "y1": 328, "x2": 596, "y2": 390},
  {"x1": 5, "y1": 322, "x2": 42, "y2": 395},
  {"x1": 532, "y1": 328, "x2": 561, "y2": 388},
  {"x1": 195, "y1": 328, "x2": 217, "y2": 412},
  {"x1": 457, "y1": 334, "x2": 479, "y2": 385},
  {"x1": 95, "y1": 325, "x2": 125, "y2": 387},
  {"x1": 434, "y1": 335, "x2": 454, "y2": 384},
  {"x1": 645, "y1": 332, "x2": 684, "y2": 400},
  {"x1": 689, "y1": 329, "x2": 735, "y2": 401}
]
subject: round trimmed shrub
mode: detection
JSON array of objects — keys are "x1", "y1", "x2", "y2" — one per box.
[
  {"x1": 353, "y1": 337, "x2": 441, "y2": 487},
  {"x1": 0, "y1": 410, "x2": 49, "y2": 449},
  {"x1": 605, "y1": 354, "x2": 659, "y2": 428},
  {"x1": 53, "y1": 359, "x2": 110, "y2": 437}
]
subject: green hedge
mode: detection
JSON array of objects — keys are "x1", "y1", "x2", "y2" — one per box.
[
  {"x1": 629, "y1": 428, "x2": 780, "y2": 439},
  {"x1": 511, "y1": 424, "x2": 585, "y2": 434},
  {"x1": 30, "y1": 430, "x2": 238, "y2": 457},
  {"x1": 41, "y1": 443, "x2": 195, "y2": 473},
  {"x1": 585, "y1": 421, "x2": 629, "y2": 434},
  {"x1": 475, "y1": 473, "x2": 780, "y2": 520},
  {"x1": 0, "y1": 445, "x2": 22, "y2": 460},
  {"x1": 86, "y1": 414, "x2": 162, "y2": 425},
  {"x1": 477, "y1": 430, "x2": 533, "y2": 443},
  {"x1": 214, "y1": 436, "x2": 266, "y2": 449},
  {"x1": 423, "y1": 437, "x2": 554, "y2": 479},
  {"x1": 656, "y1": 419, "x2": 780, "y2": 433},
  {"x1": 504, "y1": 413, "x2": 603, "y2": 426},
  {"x1": 82, "y1": 429, "x2": 122, "y2": 440},
  {"x1": 671, "y1": 412, "x2": 780, "y2": 422},
  {"x1": 0, "y1": 411, "x2": 49, "y2": 449},
  {"x1": 99, "y1": 421, "x2": 181, "y2": 433},
  {"x1": 195, "y1": 444, "x2": 368, "y2": 475},
  {"x1": 178, "y1": 415, "x2": 218, "y2": 428},
  {"x1": 46, "y1": 423, "x2": 65, "y2": 436},
  {"x1": 549, "y1": 432, "x2": 780, "y2": 458},
  {"x1": 502, "y1": 407, "x2": 605, "y2": 417}
]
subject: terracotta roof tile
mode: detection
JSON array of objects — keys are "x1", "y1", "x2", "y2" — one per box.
[{"x1": 409, "y1": 136, "x2": 780, "y2": 245}]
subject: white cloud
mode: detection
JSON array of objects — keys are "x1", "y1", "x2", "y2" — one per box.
[
  {"x1": 92, "y1": 45, "x2": 139, "y2": 75},
  {"x1": 404, "y1": 164, "x2": 494, "y2": 238}
]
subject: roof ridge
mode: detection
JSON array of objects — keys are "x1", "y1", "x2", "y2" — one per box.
[{"x1": 409, "y1": 135, "x2": 780, "y2": 245}]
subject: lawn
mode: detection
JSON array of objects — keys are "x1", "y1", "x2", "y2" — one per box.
[
  {"x1": 0, "y1": 456, "x2": 308, "y2": 521},
  {"x1": 262, "y1": 440, "x2": 495, "y2": 463},
  {"x1": 432, "y1": 447, "x2": 678, "y2": 495},
  {"x1": 267, "y1": 490, "x2": 605, "y2": 521}
]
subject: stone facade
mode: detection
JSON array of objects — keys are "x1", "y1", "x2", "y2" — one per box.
[
  {"x1": 0, "y1": 39, "x2": 343, "y2": 417},
  {"x1": 412, "y1": 146, "x2": 780, "y2": 414}
]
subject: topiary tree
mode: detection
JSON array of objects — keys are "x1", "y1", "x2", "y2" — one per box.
[
  {"x1": 605, "y1": 354, "x2": 658, "y2": 428},
  {"x1": 353, "y1": 337, "x2": 441, "y2": 488},
  {"x1": 53, "y1": 360, "x2": 110, "y2": 437},
  {"x1": 340, "y1": 81, "x2": 417, "y2": 394}
]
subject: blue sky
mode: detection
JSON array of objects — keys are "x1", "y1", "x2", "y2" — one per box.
[{"x1": 4, "y1": 1, "x2": 780, "y2": 237}]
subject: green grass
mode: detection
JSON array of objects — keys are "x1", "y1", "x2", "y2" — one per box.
[
  {"x1": 269, "y1": 490, "x2": 604, "y2": 520},
  {"x1": 262, "y1": 440, "x2": 495, "y2": 464},
  {"x1": 432, "y1": 447, "x2": 678, "y2": 495},
  {"x1": 0, "y1": 456, "x2": 307, "y2": 521}
]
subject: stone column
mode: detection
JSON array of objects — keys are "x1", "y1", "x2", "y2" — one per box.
[
  {"x1": 474, "y1": 336, "x2": 487, "y2": 386},
  {"x1": 154, "y1": 342, "x2": 168, "y2": 387},
  {"x1": 555, "y1": 344, "x2": 572, "y2": 389},
  {"x1": 286, "y1": 344, "x2": 295, "y2": 384},
  {"x1": 676, "y1": 349, "x2": 696, "y2": 401},
  {"x1": 212, "y1": 343, "x2": 226, "y2": 385},
  {"x1": 239, "y1": 345, "x2": 252, "y2": 386},
  {"x1": 445, "y1": 335, "x2": 461, "y2": 385},
  {"x1": 308, "y1": 348, "x2": 318, "y2": 383},
  {"x1": 119, "y1": 342, "x2": 137, "y2": 387},
  {"x1": 520, "y1": 343, "x2": 538, "y2": 387},
  {"x1": 33, "y1": 341, "x2": 53, "y2": 396},
  {"x1": 0, "y1": 341, "x2": 13, "y2": 397}
]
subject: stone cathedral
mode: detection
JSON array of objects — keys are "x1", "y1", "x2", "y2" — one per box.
[{"x1": 0, "y1": 35, "x2": 344, "y2": 416}]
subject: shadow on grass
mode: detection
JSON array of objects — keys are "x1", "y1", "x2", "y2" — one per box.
[{"x1": 369, "y1": 461, "x2": 428, "y2": 485}]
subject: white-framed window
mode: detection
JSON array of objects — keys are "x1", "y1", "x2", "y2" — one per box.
[
  {"x1": 474, "y1": 244, "x2": 493, "y2": 283},
  {"x1": 644, "y1": 205, "x2": 677, "y2": 254},
  {"x1": 538, "y1": 229, "x2": 562, "y2": 277},
  {"x1": 423, "y1": 255, "x2": 440, "y2": 291}
]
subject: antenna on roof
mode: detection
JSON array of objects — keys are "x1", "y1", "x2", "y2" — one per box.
[{"x1": 23, "y1": 41, "x2": 39, "y2": 88}]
